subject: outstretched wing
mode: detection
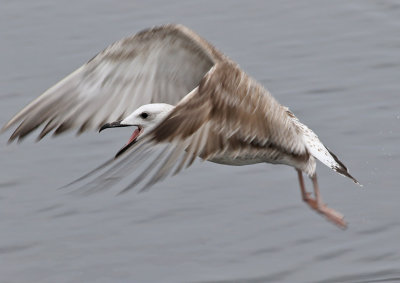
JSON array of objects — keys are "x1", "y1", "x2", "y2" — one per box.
[
  {"x1": 74, "y1": 62, "x2": 308, "y2": 194},
  {"x1": 2, "y1": 24, "x2": 224, "y2": 142}
]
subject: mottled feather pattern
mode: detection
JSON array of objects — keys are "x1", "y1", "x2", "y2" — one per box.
[
  {"x1": 114, "y1": 62, "x2": 316, "y2": 191},
  {"x1": 1, "y1": 25, "x2": 220, "y2": 142},
  {"x1": 110, "y1": 61, "x2": 358, "y2": 191},
  {"x1": 286, "y1": 109, "x2": 360, "y2": 184},
  {"x1": 200, "y1": 63, "x2": 307, "y2": 154},
  {"x1": 1, "y1": 24, "x2": 360, "y2": 194}
]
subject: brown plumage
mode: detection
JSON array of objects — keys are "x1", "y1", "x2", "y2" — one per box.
[
  {"x1": 2, "y1": 24, "x2": 360, "y2": 228},
  {"x1": 1, "y1": 24, "x2": 222, "y2": 142},
  {"x1": 150, "y1": 62, "x2": 311, "y2": 173}
]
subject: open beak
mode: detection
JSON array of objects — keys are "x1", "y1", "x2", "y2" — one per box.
[
  {"x1": 99, "y1": 121, "x2": 129, "y2": 132},
  {"x1": 99, "y1": 121, "x2": 143, "y2": 158}
]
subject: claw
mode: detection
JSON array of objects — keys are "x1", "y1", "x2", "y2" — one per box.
[
  {"x1": 297, "y1": 169, "x2": 347, "y2": 229},
  {"x1": 304, "y1": 197, "x2": 347, "y2": 229}
]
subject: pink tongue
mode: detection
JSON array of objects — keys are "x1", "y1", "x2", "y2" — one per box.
[{"x1": 127, "y1": 128, "x2": 140, "y2": 145}]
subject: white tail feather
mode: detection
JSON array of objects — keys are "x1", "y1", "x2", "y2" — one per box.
[{"x1": 287, "y1": 110, "x2": 361, "y2": 186}]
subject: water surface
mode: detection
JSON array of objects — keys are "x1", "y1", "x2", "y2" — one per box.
[{"x1": 1, "y1": 1, "x2": 400, "y2": 282}]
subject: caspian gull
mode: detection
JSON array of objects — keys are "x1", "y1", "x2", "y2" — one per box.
[{"x1": 1, "y1": 24, "x2": 360, "y2": 228}]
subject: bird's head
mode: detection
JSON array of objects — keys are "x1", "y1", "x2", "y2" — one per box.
[{"x1": 99, "y1": 103, "x2": 174, "y2": 157}]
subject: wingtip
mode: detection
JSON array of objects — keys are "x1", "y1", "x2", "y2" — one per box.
[
  {"x1": 1, "y1": 119, "x2": 13, "y2": 134},
  {"x1": 1, "y1": 115, "x2": 24, "y2": 136},
  {"x1": 0, "y1": 126, "x2": 7, "y2": 135},
  {"x1": 345, "y1": 172, "x2": 363, "y2": 188},
  {"x1": 344, "y1": 172, "x2": 362, "y2": 187},
  {"x1": 354, "y1": 179, "x2": 363, "y2": 187},
  {"x1": 7, "y1": 134, "x2": 18, "y2": 144},
  {"x1": 116, "y1": 186, "x2": 133, "y2": 196},
  {"x1": 327, "y1": 149, "x2": 362, "y2": 188},
  {"x1": 345, "y1": 172, "x2": 362, "y2": 187}
]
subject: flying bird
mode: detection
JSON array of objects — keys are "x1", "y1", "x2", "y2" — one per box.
[{"x1": 1, "y1": 24, "x2": 360, "y2": 228}]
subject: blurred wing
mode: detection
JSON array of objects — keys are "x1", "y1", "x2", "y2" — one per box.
[
  {"x1": 2, "y1": 24, "x2": 223, "y2": 142},
  {"x1": 76, "y1": 62, "x2": 309, "y2": 194}
]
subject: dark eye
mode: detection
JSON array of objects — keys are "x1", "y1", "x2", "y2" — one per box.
[{"x1": 140, "y1": 112, "x2": 149, "y2": 119}]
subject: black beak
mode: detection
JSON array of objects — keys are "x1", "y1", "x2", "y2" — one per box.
[
  {"x1": 99, "y1": 121, "x2": 142, "y2": 159},
  {"x1": 99, "y1": 121, "x2": 130, "y2": 132}
]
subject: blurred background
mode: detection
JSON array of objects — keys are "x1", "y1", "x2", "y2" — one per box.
[{"x1": 1, "y1": 1, "x2": 399, "y2": 282}]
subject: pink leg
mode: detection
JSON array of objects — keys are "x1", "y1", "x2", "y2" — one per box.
[
  {"x1": 297, "y1": 169, "x2": 310, "y2": 201},
  {"x1": 297, "y1": 170, "x2": 347, "y2": 229}
]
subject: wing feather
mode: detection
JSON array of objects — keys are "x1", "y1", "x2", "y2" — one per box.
[
  {"x1": 76, "y1": 62, "x2": 309, "y2": 193},
  {"x1": 2, "y1": 24, "x2": 223, "y2": 142}
]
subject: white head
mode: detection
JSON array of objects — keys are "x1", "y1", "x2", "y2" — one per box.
[
  {"x1": 99, "y1": 103, "x2": 174, "y2": 157},
  {"x1": 120, "y1": 103, "x2": 174, "y2": 132}
]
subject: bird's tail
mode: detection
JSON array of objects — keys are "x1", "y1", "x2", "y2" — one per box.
[
  {"x1": 325, "y1": 148, "x2": 361, "y2": 185},
  {"x1": 288, "y1": 110, "x2": 361, "y2": 186},
  {"x1": 302, "y1": 126, "x2": 361, "y2": 186}
]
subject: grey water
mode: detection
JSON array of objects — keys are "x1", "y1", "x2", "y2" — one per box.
[{"x1": 1, "y1": 1, "x2": 400, "y2": 282}]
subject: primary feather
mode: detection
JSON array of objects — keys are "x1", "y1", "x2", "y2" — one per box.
[
  {"x1": 1, "y1": 24, "x2": 223, "y2": 142},
  {"x1": 1, "y1": 24, "x2": 360, "y2": 194}
]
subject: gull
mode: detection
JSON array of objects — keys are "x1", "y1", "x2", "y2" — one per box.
[{"x1": 1, "y1": 24, "x2": 360, "y2": 228}]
